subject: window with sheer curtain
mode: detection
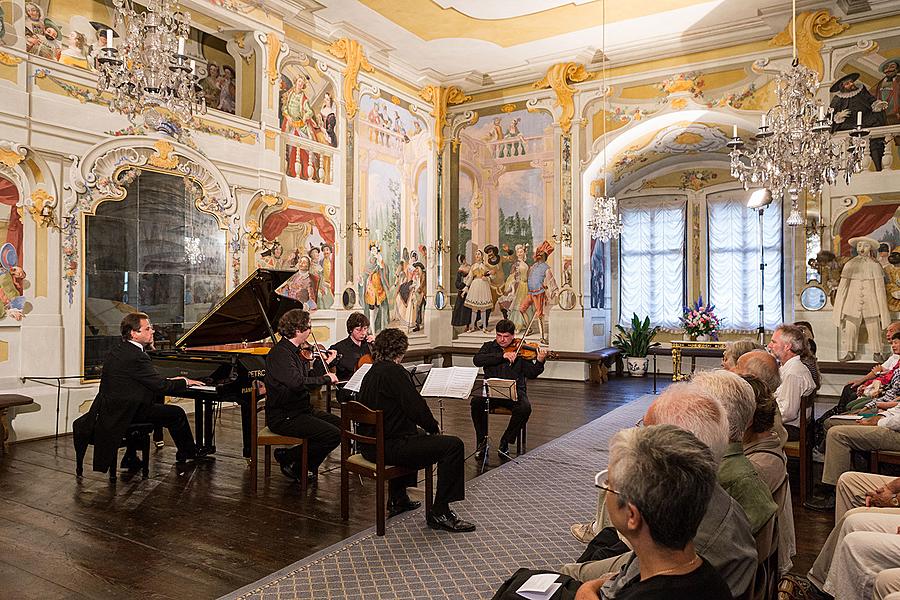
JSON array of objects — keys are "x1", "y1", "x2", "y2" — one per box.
[
  {"x1": 618, "y1": 197, "x2": 687, "y2": 328},
  {"x1": 707, "y1": 191, "x2": 783, "y2": 331}
]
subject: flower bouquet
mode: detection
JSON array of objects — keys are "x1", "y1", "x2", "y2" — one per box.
[{"x1": 680, "y1": 295, "x2": 721, "y2": 340}]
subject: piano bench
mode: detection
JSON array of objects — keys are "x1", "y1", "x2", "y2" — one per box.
[
  {"x1": 76, "y1": 422, "x2": 153, "y2": 481},
  {"x1": 251, "y1": 428, "x2": 308, "y2": 493}
]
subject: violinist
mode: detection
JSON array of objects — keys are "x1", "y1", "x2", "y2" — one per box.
[
  {"x1": 265, "y1": 308, "x2": 340, "y2": 484},
  {"x1": 472, "y1": 319, "x2": 547, "y2": 460},
  {"x1": 329, "y1": 312, "x2": 375, "y2": 400}
]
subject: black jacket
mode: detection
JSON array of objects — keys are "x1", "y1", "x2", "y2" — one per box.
[
  {"x1": 329, "y1": 336, "x2": 371, "y2": 382},
  {"x1": 73, "y1": 339, "x2": 187, "y2": 473},
  {"x1": 264, "y1": 338, "x2": 330, "y2": 426},
  {"x1": 357, "y1": 360, "x2": 439, "y2": 441},
  {"x1": 472, "y1": 340, "x2": 545, "y2": 401}
]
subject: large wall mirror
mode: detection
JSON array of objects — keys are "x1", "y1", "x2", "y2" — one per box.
[{"x1": 83, "y1": 169, "x2": 227, "y2": 377}]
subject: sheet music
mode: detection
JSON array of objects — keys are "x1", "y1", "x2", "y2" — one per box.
[
  {"x1": 420, "y1": 367, "x2": 479, "y2": 399},
  {"x1": 344, "y1": 363, "x2": 372, "y2": 393}
]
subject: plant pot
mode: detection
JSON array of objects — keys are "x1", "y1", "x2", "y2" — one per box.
[
  {"x1": 626, "y1": 356, "x2": 649, "y2": 377},
  {"x1": 696, "y1": 334, "x2": 710, "y2": 342}
]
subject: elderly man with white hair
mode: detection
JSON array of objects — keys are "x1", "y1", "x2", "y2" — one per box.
[
  {"x1": 767, "y1": 324, "x2": 816, "y2": 442},
  {"x1": 692, "y1": 371, "x2": 777, "y2": 535},
  {"x1": 732, "y1": 349, "x2": 788, "y2": 446},
  {"x1": 562, "y1": 381, "x2": 757, "y2": 599}
]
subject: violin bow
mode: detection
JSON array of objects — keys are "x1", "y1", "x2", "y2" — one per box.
[
  {"x1": 307, "y1": 327, "x2": 331, "y2": 373},
  {"x1": 514, "y1": 309, "x2": 541, "y2": 358}
]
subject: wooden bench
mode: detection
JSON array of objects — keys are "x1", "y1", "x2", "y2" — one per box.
[
  {"x1": 0, "y1": 394, "x2": 35, "y2": 455},
  {"x1": 818, "y1": 361, "x2": 873, "y2": 376},
  {"x1": 870, "y1": 450, "x2": 900, "y2": 473},
  {"x1": 430, "y1": 346, "x2": 621, "y2": 383}
]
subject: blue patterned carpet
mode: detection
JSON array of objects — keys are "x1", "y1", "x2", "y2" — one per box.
[{"x1": 221, "y1": 395, "x2": 654, "y2": 600}]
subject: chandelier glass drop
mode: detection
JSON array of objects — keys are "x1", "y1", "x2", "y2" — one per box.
[
  {"x1": 727, "y1": 0, "x2": 867, "y2": 227},
  {"x1": 96, "y1": 0, "x2": 206, "y2": 125},
  {"x1": 587, "y1": 0, "x2": 623, "y2": 242}
]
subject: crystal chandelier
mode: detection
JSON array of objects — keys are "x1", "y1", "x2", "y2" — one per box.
[
  {"x1": 96, "y1": 0, "x2": 206, "y2": 125},
  {"x1": 587, "y1": 0, "x2": 623, "y2": 242},
  {"x1": 727, "y1": 0, "x2": 868, "y2": 226}
]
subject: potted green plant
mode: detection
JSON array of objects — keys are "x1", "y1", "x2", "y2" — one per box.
[{"x1": 613, "y1": 313, "x2": 660, "y2": 377}]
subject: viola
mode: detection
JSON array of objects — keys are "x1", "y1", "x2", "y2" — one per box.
[
  {"x1": 356, "y1": 352, "x2": 374, "y2": 369},
  {"x1": 500, "y1": 338, "x2": 557, "y2": 361}
]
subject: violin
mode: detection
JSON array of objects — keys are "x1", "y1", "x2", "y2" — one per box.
[
  {"x1": 299, "y1": 342, "x2": 329, "y2": 362},
  {"x1": 500, "y1": 338, "x2": 557, "y2": 361}
]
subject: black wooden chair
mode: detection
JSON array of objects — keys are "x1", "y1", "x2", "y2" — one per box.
[
  {"x1": 249, "y1": 381, "x2": 308, "y2": 492},
  {"x1": 340, "y1": 401, "x2": 433, "y2": 536},
  {"x1": 784, "y1": 393, "x2": 815, "y2": 505}
]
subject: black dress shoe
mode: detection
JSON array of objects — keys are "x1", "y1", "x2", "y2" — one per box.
[
  {"x1": 175, "y1": 452, "x2": 214, "y2": 464},
  {"x1": 427, "y1": 510, "x2": 476, "y2": 533},
  {"x1": 279, "y1": 461, "x2": 301, "y2": 481},
  {"x1": 388, "y1": 497, "x2": 421, "y2": 517},
  {"x1": 273, "y1": 448, "x2": 288, "y2": 465},
  {"x1": 804, "y1": 494, "x2": 836, "y2": 513}
]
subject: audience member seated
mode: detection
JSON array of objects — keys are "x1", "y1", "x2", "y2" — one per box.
[
  {"x1": 730, "y1": 349, "x2": 788, "y2": 446},
  {"x1": 740, "y1": 374, "x2": 796, "y2": 573},
  {"x1": 562, "y1": 382, "x2": 756, "y2": 600},
  {"x1": 692, "y1": 371, "x2": 777, "y2": 535},
  {"x1": 808, "y1": 471, "x2": 900, "y2": 600},
  {"x1": 767, "y1": 324, "x2": 816, "y2": 442},
  {"x1": 722, "y1": 340, "x2": 763, "y2": 371},
  {"x1": 793, "y1": 321, "x2": 821, "y2": 391},
  {"x1": 835, "y1": 322, "x2": 900, "y2": 413},
  {"x1": 831, "y1": 332, "x2": 900, "y2": 419},
  {"x1": 574, "y1": 425, "x2": 733, "y2": 600}
]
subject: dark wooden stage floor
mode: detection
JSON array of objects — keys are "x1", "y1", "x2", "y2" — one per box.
[{"x1": 0, "y1": 377, "x2": 833, "y2": 600}]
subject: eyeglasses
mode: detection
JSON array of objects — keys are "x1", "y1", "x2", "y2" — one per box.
[{"x1": 594, "y1": 469, "x2": 619, "y2": 495}]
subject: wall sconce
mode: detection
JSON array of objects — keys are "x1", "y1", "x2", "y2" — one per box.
[
  {"x1": 340, "y1": 211, "x2": 369, "y2": 239},
  {"x1": 551, "y1": 225, "x2": 572, "y2": 246},
  {"x1": 432, "y1": 237, "x2": 451, "y2": 255}
]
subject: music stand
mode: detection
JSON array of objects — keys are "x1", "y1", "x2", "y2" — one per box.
[{"x1": 468, "y1": 378, "x2": 518, "y2": 472}]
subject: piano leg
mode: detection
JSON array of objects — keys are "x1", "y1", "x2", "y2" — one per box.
[
  {"x1": 240, "y1": 399, "x2": 252, "y2": 459},
  {"x1": 203, "y1": 398, "x2": 216, "y2": 455},
  {"x1": 194, "y1": 398, "x2": 205, "y2": 450}
]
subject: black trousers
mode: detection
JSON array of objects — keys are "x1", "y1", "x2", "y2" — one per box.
[
  {"x1": 132, "y1": 403, "x2": 197, "y2": 459},
  {"x1": 470, "y1": 396, "x2": 532, "y2": 446},
  {"x1": 365, "y1": 432, "x2": 465, "y2": 511},
  {"x1": 270, "y1": 409, "x2": 341, "y2": 471}
]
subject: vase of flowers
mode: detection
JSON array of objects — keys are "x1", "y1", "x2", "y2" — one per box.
[{"x1": 680, "y1": 295, "x2": 721, "y2": 341}]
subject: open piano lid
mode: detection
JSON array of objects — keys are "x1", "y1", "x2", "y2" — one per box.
[{"x1": 176, "y1": 269, "x2": 304, "y2": 348}]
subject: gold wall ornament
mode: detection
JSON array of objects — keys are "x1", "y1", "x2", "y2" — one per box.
[
  {"x1": 328, "y1": 38, "x2": 375, "y2": 120},
  {"x1": 266, "y1": 32, "x2": 282, "y2": 85},
  {"x1": 501, "y1": 103, "x2": 517, "y2": 113},
  {"x1": 148, "y1": 140, "x2": 179, "y2": 169},
  {"x1": 418, "y1": 84, "x2": 472, "y2": 151},
  {"x1": 28, "y1": 189, "x2": 56, "y2": 228},
  {"x1": 0, "y1": 52, "x2": 23, "y2": 66},
  {"x1": 770, "y1": 10, "x2": 848, "y2": 77},
  {"x1": 533, "y1": 62, "x2": 593, "y2": 134},
  {"x1": 0, "y1": 147, "x2": 26, "y2": 169},
  {"x1": 259, "y1": 193, "x2": 280, "y2": 206}
]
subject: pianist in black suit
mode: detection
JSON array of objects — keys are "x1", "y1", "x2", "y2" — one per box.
[
  {"x1": 357, "y1": 328, "x2": 475, "y2": 533},
  {"x1": 265, "y1": 308, "x2": 340, "y2": 482},
  {"x1": 79, "y1": 312, "x2": 205, "y2": 474},
  {"x1": 329, "y1": 312, "x2": 375, "y2": 400}
]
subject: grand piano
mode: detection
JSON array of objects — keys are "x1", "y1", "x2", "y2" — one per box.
[{"x1": 149, "y1": 269, "x2": 305, "y2": 458}]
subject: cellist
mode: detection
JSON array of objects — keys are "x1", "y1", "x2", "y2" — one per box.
[
  {"x1": 329, "y1": 312, "x2": 376, "y2": 401},
  {"x1": 471, "y1": 318, "x2": 548, "y2": 460}
]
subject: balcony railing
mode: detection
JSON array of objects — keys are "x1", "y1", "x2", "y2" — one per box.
[{"x1": 281, "y1": 132, "x2": 337, "y2": 185}]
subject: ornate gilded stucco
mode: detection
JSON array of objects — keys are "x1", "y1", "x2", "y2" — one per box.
[
  {"x1": 533, "y1": 62, "x2": 594, "y2": 134},
  {"x1": 328, "y1": 38, "x2": 375, "y2": 120},
  {"x1": 0, "y1": 52, "x2": 23, "y2": 66},
  {"x1": 0, "y1": 147, "x2": 26, "y2": 169},
  {"x1": 28, "y1": 189, "x2": 56, "y2": 228},
  {"x1": 418, "y1": 85, "x2": 472, "y2": 151},
  {"x1": 770, "y1": 10, "x2": 849, "y2": 77},
  {"x1": 147, "y1": 141, "x2": 179, "y2": 169},
  {"x1": 266, "y1": 32, "x2": 282, "y2": 85}
]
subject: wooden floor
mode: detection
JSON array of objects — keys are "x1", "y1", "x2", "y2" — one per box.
[{"x1": 0, "y1": 377, "x2": 833, "y2": 600}]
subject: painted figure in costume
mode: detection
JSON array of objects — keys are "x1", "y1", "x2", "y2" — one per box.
[
  {"x1": 520, "y1": 242, "x2": 558, "y2": 343},
  {"x1": 393, "y1": 259, "x2": 411, "y2": 324},
  {"x1": 319, "y1": 244, "x2": 335, "y2": 309},
  {"x1": 0, "y1": 266, "x2": 26, "y2": 321},
  {"x1": 282, "y1": 75, "x2": 323, "y2": 178},
  {"x1": 276, "y1": 256, "x2": 318, "y2": 311},
  {"x1": 501, "y1": 244, "x2": 531, "y2": 331},
  {"x1": 484, "y1": 244, "x2": 512, "y2": 320},
  {"x1": 451, "y1": 254, "x2": 472, "y2": 329},
  {"x1": 320, "y1": 92, "x2": 337, "y2": 147},
  {"x1": 25, "y1": 3, "x2": 44, "y2": 37},
  {"x1": 59, "y1": 31, "x2": 89, "y2": 69},
  {"x1": 463, "y1": 249, "x2": 494, "y2": 332},
  {"x1": 218, "y1": 65, "x2": 236, "y2": 114},
  {"x1": 505, "y1": 117, "x2": 526, "y2": 156},
  {"x1": 31, "y1": 18, "x2": 62, "y2": 60},
  {"x1": 830, "y1": 73, "x2": 886, "y2": 170},
  {"x1": 307, "y1": 246, "x2": 324, "y2": 307},
  {"x1": 362, "y1": 244, "x2": 389, "y2": 331},
  {"x1": 885, "y1": 251, "x2": 900, "y2": 313},
  {"x1": 202, "y1": 64, "x2": 221, "y2": 108},
  {"x1": 874, "y1": 59, "x2": 900, "y2": 126},
  {"x1": 408, "y1": 262, "x2": 426, "y2": 332},
  {"x1": 833, "y1": 237, "x2": 891, "y2": 362}
]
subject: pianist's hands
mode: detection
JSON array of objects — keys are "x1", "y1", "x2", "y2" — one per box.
[{"x1": 171, "y1": 376, "x2": 206, "y2": 387}]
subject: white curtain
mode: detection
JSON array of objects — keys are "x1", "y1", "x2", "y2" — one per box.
[
  {"x1": 707, "y1": 191, "x2": 783, "y2": 331},
  {"x1": 618, "y1": 197, "x2": 686, "y2": 329}
]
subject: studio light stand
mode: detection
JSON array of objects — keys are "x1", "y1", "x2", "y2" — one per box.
[{"x1": 747, "y1": 188, "x2": 774, "y2": 346}]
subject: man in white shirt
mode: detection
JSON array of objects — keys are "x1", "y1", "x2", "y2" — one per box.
[{"x1": 768, "y1": 324, "x2": 816, "y2": 441}]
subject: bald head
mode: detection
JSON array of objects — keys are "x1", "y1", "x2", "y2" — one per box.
[
  {"x1": 734, "y1": 350, "x2": 781, "y2": 396},
  {"x1": 645, "y1": 382, "x2": 729, "y2": 462}
]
